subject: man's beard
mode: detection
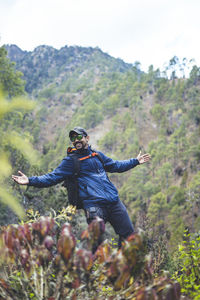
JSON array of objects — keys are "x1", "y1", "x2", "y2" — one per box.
[{"x1": 74, "y1": 141, "x2": 85, "y2": 149}]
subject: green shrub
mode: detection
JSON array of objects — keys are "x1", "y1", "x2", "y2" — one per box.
[{"x1": 174, "y1": 230, "x2": 200, "y2": 299}]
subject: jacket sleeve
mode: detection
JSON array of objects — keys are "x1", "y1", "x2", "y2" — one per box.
[
  {"x1": 28, "y1": 157, "x2": 74, "y2": 188},
  {"x1": 98, "y1": 151, "x2": 140, "y2": 173}
]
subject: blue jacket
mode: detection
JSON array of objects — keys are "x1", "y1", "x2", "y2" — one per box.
[{"x1": 28, "y1": 146, "x2": 139, "y2": 208}]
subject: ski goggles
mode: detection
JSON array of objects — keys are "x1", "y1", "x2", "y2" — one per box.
[{"x1": 70, "y1": 134, "x2": 83, "y2": 142}]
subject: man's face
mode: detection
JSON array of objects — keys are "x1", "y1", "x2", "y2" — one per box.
[{"x1": 71, "y1": 134, "x2": 89, "y2": 150}]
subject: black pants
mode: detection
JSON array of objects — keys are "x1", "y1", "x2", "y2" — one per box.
[{"x1": 85, "y1": 200, "x2": 134, "y2": 249}]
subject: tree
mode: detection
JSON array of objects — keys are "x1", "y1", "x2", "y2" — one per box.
[
  {"x1": 147, "y1": 192, "x2": 168, "y2": 234},
  {"x1": 189, "y1": 65, "x2": 200, "y2": 85},
  {"x1": 0, "y1": 46, "x2": 25, "y2": 97}
]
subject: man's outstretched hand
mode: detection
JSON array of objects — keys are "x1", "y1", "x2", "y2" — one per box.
[
  {"x1": 137, "y1": 151, "x2": 151, "y2": 164},
  {"x1": 12, "y1": 171, "x2": 29, "y2": 185}
]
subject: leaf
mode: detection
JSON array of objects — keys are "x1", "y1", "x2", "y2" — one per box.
[
  {"x1": 6, "y1": 131, "x2": 38, "y2": 164},
  {"x1": 0, "y1": 93, "x2": 34, "y2": 119},
  {"x1": 0, "y1": 153, "x2": 11, "y2": 180},
  {"x1": 0, "y1": 187, "x2": 25, "y2": 218}
]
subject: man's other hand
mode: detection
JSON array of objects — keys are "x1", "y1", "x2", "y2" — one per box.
[
  {"x1": 137, "y1": 151, "x2": 151, "y2": 164},
  {"x1": 12, "y1": 171, "x2": 29, "y2": 185}
]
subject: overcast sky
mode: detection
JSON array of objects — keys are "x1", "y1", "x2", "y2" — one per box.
[{"x1": 0, "y1": 0, "x2": 200, "y2": 71}]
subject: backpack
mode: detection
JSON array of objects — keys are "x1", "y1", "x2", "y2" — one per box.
[{"x1": 63, "y1": 147, "x2": 105, "y2": 209}]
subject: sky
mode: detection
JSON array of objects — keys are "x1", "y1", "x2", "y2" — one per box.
[{"x1": 0, "y1": 0, "x2": 200, "y2": 72}]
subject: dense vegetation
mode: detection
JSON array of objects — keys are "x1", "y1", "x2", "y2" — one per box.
[{"x1": 0, "y1": 44, "x2": 200, "y2": 298}]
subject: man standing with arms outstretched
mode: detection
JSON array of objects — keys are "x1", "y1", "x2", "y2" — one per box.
[{"x1": 12, "y1": 127, "x2": 151, "y2": 248}]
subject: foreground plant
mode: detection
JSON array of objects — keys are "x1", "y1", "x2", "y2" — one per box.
[
  {"x1": 174, "y1": 230, "x2": 200, "y2": 300},
  {"x1": 0, "y1": 213, "x2": 181, "y2": 300}
]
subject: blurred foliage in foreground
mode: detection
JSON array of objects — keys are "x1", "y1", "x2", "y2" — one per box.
[
  {"x1": 0, "y1": 45, "x2": 38, "y2": 219},
  {"x1": 0, "y1": 211, "x2": 181, "y2": 300},
  {"x1": 0, "y1": 91, "x2": 37, "y2": 218}
]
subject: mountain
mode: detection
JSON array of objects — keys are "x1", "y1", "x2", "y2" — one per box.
[{"x1": 5, "y1": 44, "x2": 132, "y2": 94}]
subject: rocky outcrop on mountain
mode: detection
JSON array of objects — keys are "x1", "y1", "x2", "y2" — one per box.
[
  {"x1": 5, "y1": 44, "x2": 28, "y2": 62},
  {"x1": 5, "y1": 44, "x2": 132, "y2": 93}
]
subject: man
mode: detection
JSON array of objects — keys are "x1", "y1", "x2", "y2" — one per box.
[{"x1": 12, "y1": 127, "x2": 151, "y2": 247}]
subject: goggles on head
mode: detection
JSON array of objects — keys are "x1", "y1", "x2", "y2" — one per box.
[{"x1": 70, "y1": 134, "x2": 83, "y2": 142}]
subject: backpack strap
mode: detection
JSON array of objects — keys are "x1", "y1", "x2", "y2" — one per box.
[
  {"x1": 79, "y1": 152, "x2": 99, "y2": 161},
  {"x1": 96, "y1": 152, "x2": 105, "y2": 167},
  {"x1": 64, "y1": 152, "x2": 82, "y2": 208},
  {"x1": 90, "y1": 148, "x2": 105, "y2": 168},
  {"x1": 67, "y1": 147, "x2": 81, "y2": 176},
  {"x1": 71, "y1": 154, "x2": 80, "y2": 176}
]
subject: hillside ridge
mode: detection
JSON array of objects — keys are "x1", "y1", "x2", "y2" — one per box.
[{"x1": 5, "y1": 44, "x2": 133, "y2": 94}]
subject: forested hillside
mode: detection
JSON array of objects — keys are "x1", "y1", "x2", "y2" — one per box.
[
  {"x1": 1, "y1": 44, "x2": 200, "y2": 298},
  {"x1": 5, "y1": 44, "x2": 200, "y2": 248}
]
